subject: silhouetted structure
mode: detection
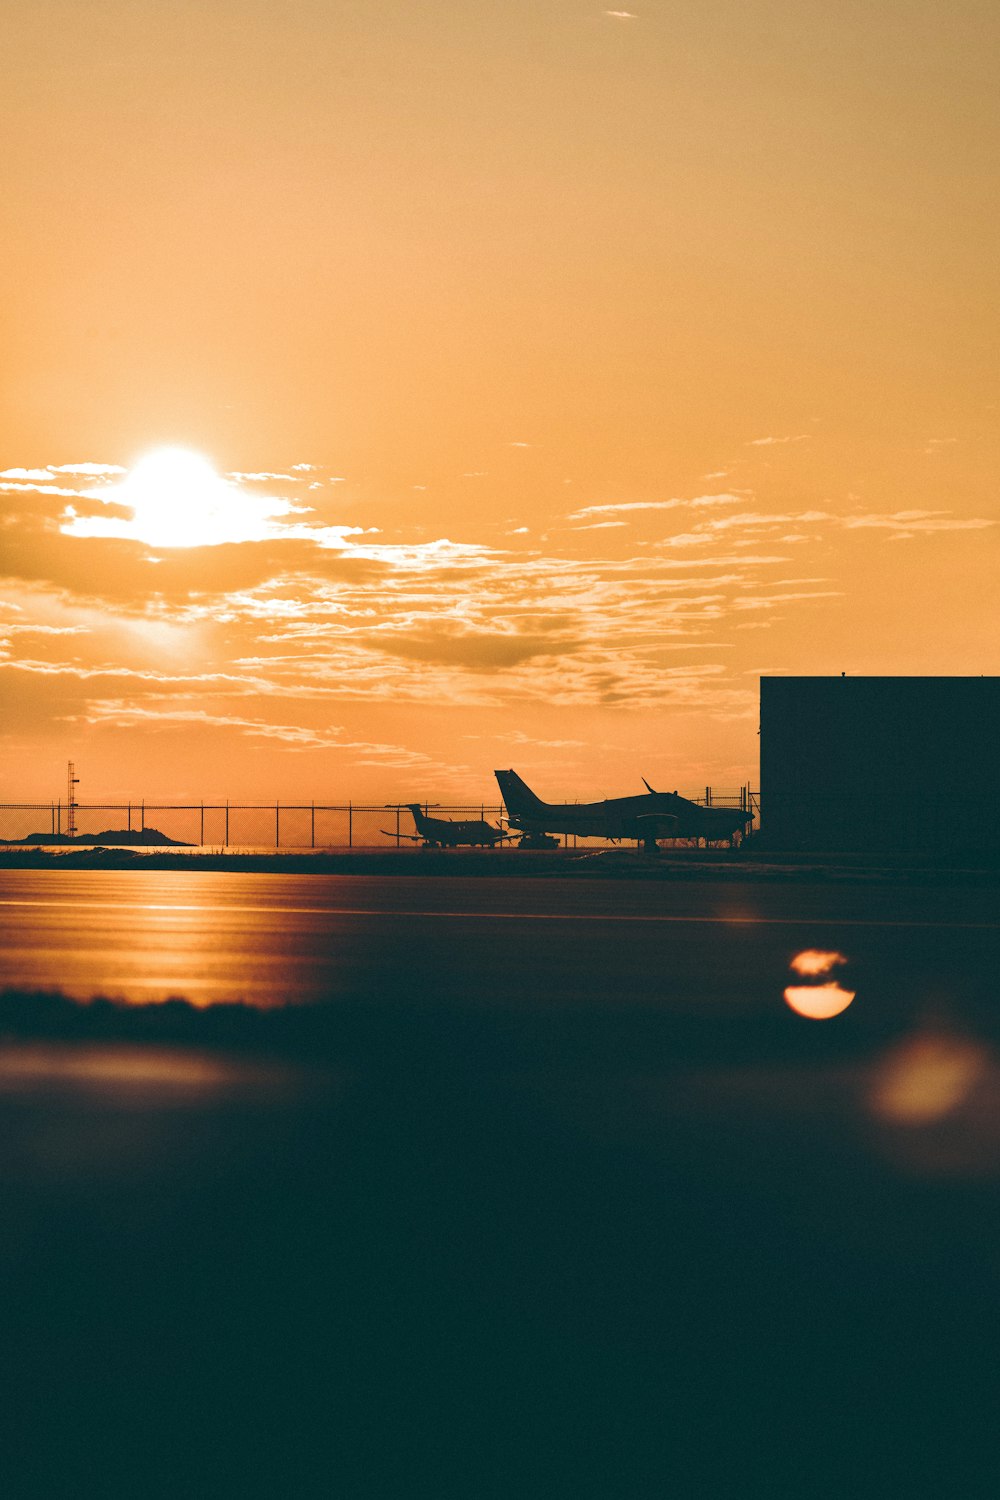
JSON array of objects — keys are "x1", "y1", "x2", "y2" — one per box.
[
  {"x1": 496, "y1": 769, "x2": 754, "y2": 850},
  {"x1": 66, "y1": 761, "x2": 79, "y2": 839},
  {"x1": 382, "y1": 805, "x2": 510, "y2": 848},
  {"x1": 760, "y1": 675, "x2": 1000, "y2": 852}
]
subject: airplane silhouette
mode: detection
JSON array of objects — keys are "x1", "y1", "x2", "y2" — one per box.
[
  {"x1": 382, "y1": 804, "x2": 510, "y2": 849},
  {"x1": 495, "y1": 769, "x2": 753, "y2": 851}
]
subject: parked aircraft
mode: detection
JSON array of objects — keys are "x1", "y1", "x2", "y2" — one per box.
[
  {"x1": 382, "y1": 804, "x2": 510, "y2": 849},
  {"x1": 495, "y1": 769, "x2": 754, "y2": 851}
]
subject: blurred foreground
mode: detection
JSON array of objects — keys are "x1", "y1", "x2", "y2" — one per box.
[{"x1": 1, "y1": 974, "x2": 1000, "y2": 1498}]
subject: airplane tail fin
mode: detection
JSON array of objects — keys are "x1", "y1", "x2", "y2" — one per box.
[
  {"x1": 404, "y1": 803, "x2": 428, "y2": 834},
  {"x1": 494, "y1": 769, "x2": 547, "y2": 816}
]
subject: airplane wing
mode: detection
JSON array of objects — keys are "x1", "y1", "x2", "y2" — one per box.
[{"x1": 379, "y1": 829, "x2": 424, "y2": 842}]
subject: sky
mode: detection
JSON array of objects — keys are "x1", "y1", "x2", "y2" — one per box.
[{"x1": 1, "y1": 0, "x2": 997, "y2": 805}]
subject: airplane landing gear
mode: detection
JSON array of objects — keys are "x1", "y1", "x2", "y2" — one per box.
[{"x1": 516, "y1": 832, "x2": 560, "y2": 850}]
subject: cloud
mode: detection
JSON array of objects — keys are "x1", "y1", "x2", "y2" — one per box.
[
  {"x1": 654, "y1": 506, "x2": 993, "y2": 551},
  {"x1": 568, "y1": 493, "x2": 745, "y2": 522},
  {"x1": 841, "y1": 510, "x2": 993, "y2": 534},
  {"x1": 1, "y1": 480, "x2": 86, "y2": 497},
  {"x1": 357, "y1": 631, "x2": 584, "y2": 672},
  {"x1": 51, "y1": 463, "x2": 127, "y2": 477},
  {"x1": 6, "y1": 445, "x2": 990, "y2": 761},
  {"x1": 227, "y1": 471, "x2": 302, "y2": 483},
  {"x1": 747, "y1": 435, "x2": 810, "y2": 446},
  {"x1": 690, "y1": 493, "x2": 753, "y2": 507},
  {"x1": 503, "y1": 731, "x2": 586, "y2": 749}
]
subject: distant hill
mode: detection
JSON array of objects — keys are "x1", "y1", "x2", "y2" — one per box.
[{"x1": 0, "y1": 827, "x2": 192, "y2": 847}]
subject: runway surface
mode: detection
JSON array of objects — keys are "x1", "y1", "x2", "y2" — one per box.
[
  {"x1": 1, "y1": 867, "x2": 997, "y2": 1018},
  {"x1": 2, "y1": 868, "x2": 1000, "y2": 1496}
]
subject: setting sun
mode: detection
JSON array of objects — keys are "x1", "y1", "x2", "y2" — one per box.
[
  {"x1": 119, "y1": 448, "x2": 234, "y2": 548},
  {"x1": 60, "y1": 446, "x2": 298, "y2": 549}
]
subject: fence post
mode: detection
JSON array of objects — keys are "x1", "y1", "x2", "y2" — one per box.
[
  {"x1": 311, "y1": 802, "x2": 315, "y2": 848},
  {"x1": 348, "y1": 803, "x2": 352, "y2": 848},
  {"x1": 200, "y1": 803, "x2": 204, "y2": 845},
  {"x1": 57, "y1": 801, "x2": 61, "y2": 836},
  {"x1": 225, "y1": 801, "x2": 229, "y2": 847},
  {"x1": 276, "y1": 802, "x2": 280, "y2": 848},
  {"x1": 141, "y1": 800, "x2": 145, "y2": 831},
  {"x1": 396, "y1": 806, "x2": 400, "y2": 847}
]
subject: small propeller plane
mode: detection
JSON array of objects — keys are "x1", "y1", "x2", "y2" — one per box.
[
  {"x1": 494, "y1": 769, "x2": 753, "y2": 851},
  {"x1": 382, "y1": 803, "x2": 511, "y2": 849}
]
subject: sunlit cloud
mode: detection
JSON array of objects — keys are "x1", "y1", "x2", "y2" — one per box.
[
  {"x1": 842, "y1": 510, "x2": 993, "y2": 534},
  {"x1": 4, "y1": 435, "x2": 992, "y2": 776},
  {"x1": 568, "y1": 493, "x2": 745, "y2": 522},
  {"x1": 227, "y1": 470, "x2": 302, "y2": 483},
  {"x1": 747, "y1": 435, "x2": 810, "y2": 446},
  {"x1": 51, "y1": 463, "x2": 127, "y2": 477},
  {"x1": 1, "y1": 481, "x2": 85, "y2": 497},
  {"x1": 504, "y1": 730, "x2": 587, "y2": 748}
]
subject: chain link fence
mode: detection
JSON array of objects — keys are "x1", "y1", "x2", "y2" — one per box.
[{"x1": 0, "y1": 788, "x2": 757, "y2": 849}]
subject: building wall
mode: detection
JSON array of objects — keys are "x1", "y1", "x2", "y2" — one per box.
[{"x1": 759, "y1": 676, "x2": 1000, "y2": 852}]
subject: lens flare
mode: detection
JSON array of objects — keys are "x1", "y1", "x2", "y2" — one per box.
[
  {"x1": 790, "y1": 948, "x2": 847, "y2": 977},
  {"x1": 872, "y1": 1034, "x2": 987, "y2": 1124},
  {"x1": 784, "y1": 949, "x2": 854, "y2": 1019},
  {"x1": 784, "y1": 981, "x2": 856, "y2": 1020}
]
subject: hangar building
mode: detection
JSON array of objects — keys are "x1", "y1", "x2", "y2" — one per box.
[{"x1": 759, "y1": 676, "x2": 1000, "y2": 853}]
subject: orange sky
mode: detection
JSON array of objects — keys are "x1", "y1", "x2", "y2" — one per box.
[{"x1": 1, "y1": 0, "x2": 997, "y2": 804}]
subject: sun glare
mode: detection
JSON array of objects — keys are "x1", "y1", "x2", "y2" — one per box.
[
  {"x1": 119, "y1": 448, "x2": 250, "y2": 548},
  {"x1": 61, "y1": 446, "x2": 298, "y2": 548}
]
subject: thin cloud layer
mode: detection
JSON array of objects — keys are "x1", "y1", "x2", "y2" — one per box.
[{"x1": 1, "y1": 449, "x2": 995, "y2": 796}]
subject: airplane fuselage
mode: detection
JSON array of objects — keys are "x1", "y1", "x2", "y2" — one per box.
[
  {"x1": 406, "y1": 805, "x2": 506, "y2": 847},
  {"x1": 495, "y1": 771, "x2": 753, "y2": 845}
]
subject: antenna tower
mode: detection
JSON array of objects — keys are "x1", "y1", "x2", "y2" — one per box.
[{"x1": 67, "y1": 761, "x2": 79, "y2": 839}]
